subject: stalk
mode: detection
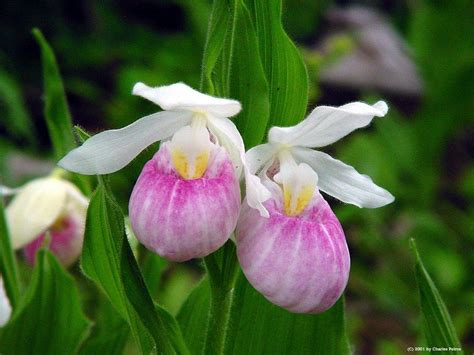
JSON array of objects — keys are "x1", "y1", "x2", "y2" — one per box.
[{"x1": 203, "y1": 242, "x2": 239, "y2": 354}]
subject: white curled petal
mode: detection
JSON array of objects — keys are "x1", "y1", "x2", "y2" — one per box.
[
  {"x1": 244, "y1": 170, "x2": 271, "y2": 218},
  {"x1": 293, "y1": 147, "x2": 394, "y2": 208},
  {"x1": 133, "y1": 82, "x2": 241, "y2": 117},
  {"x1": 0, "y1": 276, "x2": 11, "y2": 327},
  {"x1": 245, "y1": 143, "x2": 277, "y2": 175},
  {"x1": 58, "y1": 111, "x2": 192, "y2": 175},
  {"x1": 207, "y1": 116, "x2": 271, "y2": 217},
  {"x1": 6, "y1": 178, "x2": 69, "y2": 249},
  {"x1": 206, "y1": 116, "x2": 245, "y2": 175},
  {"x1": 269, "y1": 101, "x2": 388, "y2": 147}
]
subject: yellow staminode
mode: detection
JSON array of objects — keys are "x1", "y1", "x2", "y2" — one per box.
[
  {"x1": 169, "y1": 124, "x2": 212, "y2": 180},
  {"x1": 274, "y1": 156, "x2": 318, "y2": 217},
  {"x1": 283, "y1": 184, "x2": 315, "y2": 216},
  {"x1": 51, "y1": 217, "x2": 65, "y2": 231},
  {"x1": 172, "y1": 149, "x2": 209, "y2": 180}
]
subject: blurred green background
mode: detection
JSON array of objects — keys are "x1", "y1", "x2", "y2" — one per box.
[{"x1": 0, "y1": 0, "x2": 472, "y2": 353}]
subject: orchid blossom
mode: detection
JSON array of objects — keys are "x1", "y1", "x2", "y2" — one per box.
[
  {"x1": 59, "y1": 82, "x2": 257, "y2": 261},
  {"x1": 1, "y1": 175, "x2": 88, "y2": 267},
  {"x1": 236, "y1": 101, "x2": 394, "y2": 314}
]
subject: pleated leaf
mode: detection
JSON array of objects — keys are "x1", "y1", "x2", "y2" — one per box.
[
  {"x1": 0, "y1": 250, "x2": 91, "y2": 355},
  {"x1": 227, "y1": 272, "x2": 349, "y2": 354},
  {"x1": 410, "y1": 239, "x2": 463, "y2": 353},
  {"x1": 177, "y1": 279, "x2": 211, "y2": 354},
  {"x1": 79, "y1": 296, "x2": 130, "y2": 355},
  {"x1": 32, "y1": 28, "x2": 75, "y2": 161},
  {"x1": 81, "y1": 181, "x2": 189, "y2": 355},
  {"x1": 0, "y1": 197, "x2": 20, "y2": 308},
  {"x1": 201, "y1": 0, "x2": 270, "y2": 148},
  {"x1": 177, "y1": 273, "x2": 349, "y2": 355},
  {"x1": 244, "y1": 0, "x2": 308, "y2": 127},
  {"x1": 33, "y1": 28, "x2": 91, "y2": 194}
]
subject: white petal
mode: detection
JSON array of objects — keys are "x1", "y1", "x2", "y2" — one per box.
[
  {"x1": 207, "y1": 116, "x2": 271, "y2": 217},
  {"x1": 293, "y1": 147, "x2": 394, "y2": 208},
  {"x1": 243, "y1": 170, "x2": 272, "y2": 218},
  {"x1": 269, "y1": 101, "x2": 388, "y2": 148},
  {"x1": 245, "y1": 143, "x2": 277, "y2": 175},
  {"x1": 133, "y1": 82, "x2": 241, "y2": 118},
  {"x1": 206, "y1": 116, "x2": 245, "y2": 175},
  {"x1": 0, "y1": 276, "x2": 11, "y2": 327},
  {"x1": 6, "y1": 177, "x2": 70, "y2": 249},
  {"x1": 58, "y1": 111, "x2": 192, "y2": 175}
]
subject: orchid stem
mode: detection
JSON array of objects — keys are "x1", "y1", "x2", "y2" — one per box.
[{"x1": 203, "y1": 242, "x2": 239, "y2": 354}]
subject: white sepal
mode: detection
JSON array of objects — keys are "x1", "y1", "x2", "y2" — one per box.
[
  {"x1": 293, "y1": 147, "x2": 394, "y2": 208},
  {"x1": 133, "y1": 82, "x2": 241, "y2": 118},
  {"x1": 269, "y1": 101, "x2": 388, "y2": 148},
  {"x1": 0, "y1": 276, "x2": 11, "y2": 327},
  {"x1": 245, "y1": 143, "x2": 277, "y2": 175},
  {"x1": 58, "y1": 111, "x2": 193, "y2": 175}
]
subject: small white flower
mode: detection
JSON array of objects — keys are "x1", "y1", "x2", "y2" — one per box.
[
  {"x1": 58, "y1": 82, "x2": 247, "y2": 175},
  {"x1": 0, "y1": 276, "x2": 12, "y2": 327},
  {"x1": 1, "y1": 177, "x2": 88, "y2": 251},
  {"x1": 246, "y1": 100, "x2": 395, "y2": 217}
]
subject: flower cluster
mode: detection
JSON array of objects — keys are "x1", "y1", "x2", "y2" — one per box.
[{"x1": 56, "y1": 82, "x2": 394, "y2": 314}]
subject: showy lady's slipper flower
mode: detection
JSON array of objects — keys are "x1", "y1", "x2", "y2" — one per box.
[
  {"x1": 237, "y1": 101, "x2": 394, "y2": 314},
  {"x1": 0, "y1": 276, "x2": 12, "y2": 327},
  {"x1": 1, "y1": 176, "x2": 88, "y2": 267},
  {"x1": 59, "y1": 82, "x2": 258, "y2": 261}
]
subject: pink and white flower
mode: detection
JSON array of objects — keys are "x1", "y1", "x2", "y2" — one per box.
[
  {"x1": 59, "y1": 82, "x2": 255, "y2": 261},
  {"x1": 237, "y1": 101, "x2": 394, "y2": 313},
  {"x1": 2, "y1": 176, "x2": 88, "y2": 267}
]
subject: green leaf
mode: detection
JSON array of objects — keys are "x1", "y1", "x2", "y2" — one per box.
[
  {"x1": 245, "y1": 0, "x2": 308, "y2": 127},
  {"x1": 79, "y1": 296, "x2": 130, "y2": 355},
  {"x1": 410, "y1": 239, "x2": 463, "y2": 353},
  {"x1": 81, "y1": 181, "x2": 189, "y2": 354},
  {"x1": 177, "y1": 272, "x2": 349, "y2": 355},
  {"x1": 0, "y1": 197, "x2": 20, "y2": 308},
  {"x1": 0, "y1": 69, "x2": 34, "y2": 143},
  {"x1": 177, "y1": 278, "x2": 211, "y2": 354},
  {"x1": 229, "y1": 1, "x2": 270, "y2": 148},
  {"x1": 0, "y1": 250, "x2": 91, "y2": 354},
  {"x1": 201, "y1": 0, "x2": 270, "y2": 148},
  {"x1": 226, "y1": 272, "x2": 349, "y2": 354},
  {"x1": 32, "y1": 28, "x2": 75, "y2": 162},
  {"x1": 32, "y1": 29, "x2": 91, "y2": 195},
  {"x1": 141, "y1": 251, "x2": 168, "y2": 298}
]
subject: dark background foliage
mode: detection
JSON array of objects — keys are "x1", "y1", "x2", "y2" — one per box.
[{"x1": 0, "y1": 0, "x2": 473, "y2": 353}]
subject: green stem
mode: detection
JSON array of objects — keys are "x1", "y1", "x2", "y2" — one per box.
[{"x1": 203, "y1": 243, "x2": 239, "y2": 354}]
